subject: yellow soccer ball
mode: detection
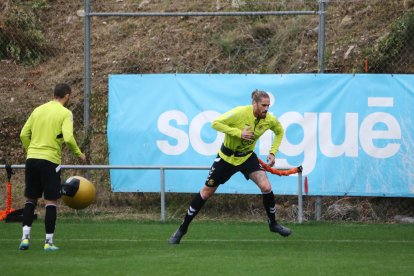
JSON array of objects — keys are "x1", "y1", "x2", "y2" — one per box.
[{"x1": 61, "y1": 176, "x2": 96, "y2": 209}]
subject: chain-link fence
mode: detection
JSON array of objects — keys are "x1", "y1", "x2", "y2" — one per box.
[{"x1": 1, "y1": 0, "x2": 414, "y2": 222}]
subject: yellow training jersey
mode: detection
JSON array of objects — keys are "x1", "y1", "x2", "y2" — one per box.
[
  {"x1": 212, "y1": 105, "x2": 284, "y2": 166},
  {"x1": 20, "y1": 100, "x2": 82, "y2": 164}
]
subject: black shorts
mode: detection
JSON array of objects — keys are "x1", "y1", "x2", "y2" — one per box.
[
  {"x1": 25, "y1": 158, "x2": 61, "y2": 200},
  {"x1": 205, "y1": 152, "x2": 263, "y2": 187}
]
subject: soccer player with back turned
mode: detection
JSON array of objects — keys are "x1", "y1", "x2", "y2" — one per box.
[
  {"x1": 169, "y1": 90, "x2": 291, "y2": 244},
  {"x1": 19, "y1": 83, "x2": 86, "y2": 251}
]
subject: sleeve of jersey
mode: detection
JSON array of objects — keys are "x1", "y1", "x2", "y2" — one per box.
[
  {"x1": 20, "y1": 114, "x2": 33, "y2": 151},
  {"x1": 269, "y1": 117, "x2": 284, "y2": 155},
  {"x1": 62, "y1": 112, "x2": 82, "y2": 157},
  {"x1": 211, "y1": 108, "x2": 242, "y2": 138}
]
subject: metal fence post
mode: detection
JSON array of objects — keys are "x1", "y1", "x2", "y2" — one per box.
[
  {"x1": 83, "y1": 0, "x2": 91, "y2": 135},
  {"x1": 316, "y1": 0, "x2": 327, "y2": 220},
  {"x1": 298, "y1": 171, "x2": 303, "y2": 223},
  {"x1": 317, "y1": 0, "x2": 327, "y2": 73},
  {"x1": 160, "y1": 167, "x2": 166, "y2": 223},
  {"x1": 315, "y1": 196, "x2": 322, "y2": 221}
]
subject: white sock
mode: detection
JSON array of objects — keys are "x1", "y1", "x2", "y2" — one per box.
[
  {"x1": 22, "y1": 226, "x2": 31, "y2": 240},
  {"x1": 46, "y1": 233, "x2": 54, "y2": 244}
]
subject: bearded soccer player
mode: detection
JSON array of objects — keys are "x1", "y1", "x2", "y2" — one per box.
[
  {"x1": 169, "y1": 89, "x2": 291, "y2": 244},
  {"x1": 19, "y1": 83, "x2": 86, "y2": 251}
]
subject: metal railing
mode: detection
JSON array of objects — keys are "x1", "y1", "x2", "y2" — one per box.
[{"x1": 1, "y1": 164, "x2": 303, "y2": 223}]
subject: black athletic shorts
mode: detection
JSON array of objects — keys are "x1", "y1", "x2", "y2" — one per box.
[
  {"x1": 25, "y1": 158, "x2": 62, "y2": 200},
  {"x1": 204, "y1": 152, "x2": 264, "y2": 187}
]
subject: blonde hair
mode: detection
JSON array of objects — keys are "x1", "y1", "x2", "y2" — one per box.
[{"x1": 251, "y1": 89, "x2": 269, "y2": 103}]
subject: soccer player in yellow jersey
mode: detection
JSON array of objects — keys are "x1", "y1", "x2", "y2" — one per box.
[
  {"x1": 18, "y1": 83, "x2": 86, "y2": 251},
  {"x1": 169, "y1": 90, "x2": 291, "y2": 244}
]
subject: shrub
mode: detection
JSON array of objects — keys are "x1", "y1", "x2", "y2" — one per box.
[
  {"x1": 0, "y1": 0, "x2": 49, "y2": 65},
  {"x1": 365, "y1": 11, "x2": 414, "y2": 73}
]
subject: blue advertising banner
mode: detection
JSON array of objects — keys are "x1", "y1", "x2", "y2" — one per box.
[{"x1": 108, "y1": 74, "x2": 414, "y2": 197}]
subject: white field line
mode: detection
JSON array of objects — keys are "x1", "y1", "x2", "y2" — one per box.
[{"x1": 1, "y1": 238, "x2": 414, "y2": 244}]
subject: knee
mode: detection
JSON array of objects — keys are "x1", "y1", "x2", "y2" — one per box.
[
  {"x1": 260, "y1": 183, "x2": 272, "y2": 194},
  {"x1": 200, "y1": 189, "x2": 210, "y2": 200},
  {"x1": 200, "y1": 186, "x2": 216, "y2": 199}
]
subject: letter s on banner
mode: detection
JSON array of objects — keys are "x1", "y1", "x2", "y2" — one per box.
[{"x1": 156, "y1": 110, "x2": 189, "y2": 155}]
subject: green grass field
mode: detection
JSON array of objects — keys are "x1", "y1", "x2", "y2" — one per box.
[{"x1": 1, "y1": 220, "x2": 414, "y2": 275}]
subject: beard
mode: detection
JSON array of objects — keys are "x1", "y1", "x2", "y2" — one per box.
[{"x1": 259, "y1": 112, "x2": 267, "y2": 119}]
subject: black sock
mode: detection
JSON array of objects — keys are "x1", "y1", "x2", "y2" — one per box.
[
  {"x1": 180, "y1": 193, "x2": 206, "y2": 231},
  {"x1": 45, "y1": 205, "x2": 57, "y2": 234},
  {"x1": 22, "y1": 201, "x2": 36, "y2": 227},
  {"x1": 262, "y1": 191, "x2": 276, "y2": 225}
]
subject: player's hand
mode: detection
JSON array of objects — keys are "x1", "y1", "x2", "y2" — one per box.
[
  {"x1": 241, "y1": 126, "x2": 254, "y2": 141},
  {"x1": 266, "y1": 153, "x2": 275, "y2": 167},
  {"x1": 79, "y1": 153, "x2": 87, "y2": 163}
]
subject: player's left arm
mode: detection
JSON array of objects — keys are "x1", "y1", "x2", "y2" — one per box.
[
  {"x1": 268, "y1": 116, "x2": 284, "y2": 166},
  {"x1": 62, "y1": 111, "x2": 83, "y2": 157}
]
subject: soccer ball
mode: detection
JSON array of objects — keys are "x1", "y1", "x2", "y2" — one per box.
[{"x1": 61, "y1": 176, "x2": 96, "y2": 209}]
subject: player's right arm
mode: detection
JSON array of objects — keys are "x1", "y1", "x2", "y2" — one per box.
[
  {"x1": 211, "y1": 107, "x2": 242, "y2": 138},
  {"x1": 20, "y1": 113, "x2": 33, "y2": 151}
]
